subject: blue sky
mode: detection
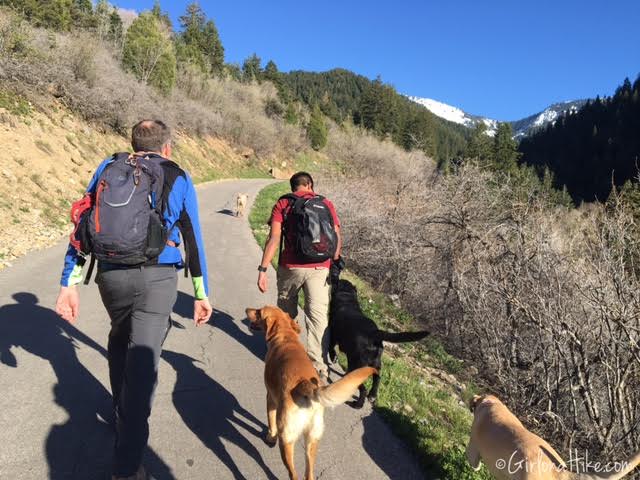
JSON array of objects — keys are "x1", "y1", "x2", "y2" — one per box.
[{"x1": 116, "y1": 0, "x2": 640, "y2": 121}]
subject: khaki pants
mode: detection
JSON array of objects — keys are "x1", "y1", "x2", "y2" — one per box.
[{"x1": 277, "y1": 266, "x2": 330, "y2": 377}]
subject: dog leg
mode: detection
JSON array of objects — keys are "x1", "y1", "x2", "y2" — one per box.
[
  {"x1": 265, "y1": 393, "x2": 277, "y2": 447},
  {"x1": 279, "y1": 438, "x2": 297, "y2": 480},
  {"x1": 303, "y1": 437, "x2": 319, "y2": 480},
  {"x1": 347, "y1": 384, "x2": 367, "y2": 409},
  {"x1": 465, "y1": 440, "x2": 482, "y2": 470},
  {"x1": 367, "y1": 373, "x2": 381, "y2": 405}
]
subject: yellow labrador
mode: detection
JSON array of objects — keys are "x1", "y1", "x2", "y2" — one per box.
[
  {"x1": 467, "y1": 395, "x2": 640, "y2": 479},
  {"x1": 235, "y1": 193, "x2": 248, "y2": 217}
]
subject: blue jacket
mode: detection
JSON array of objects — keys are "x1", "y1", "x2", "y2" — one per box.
[{"x1": 60, "y1": 154, "x2": 209, "y2": 299}]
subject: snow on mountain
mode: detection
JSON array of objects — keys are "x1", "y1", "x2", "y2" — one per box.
[
  {"x1": 406, "y1": 96, "x2": 587, "y2": 139},
  {"x1": 406, "y1": 97, "x2": 474, "y2": 127},
  {"x1": 511, "y1": 100, "x2": 587, "y2": 139}
]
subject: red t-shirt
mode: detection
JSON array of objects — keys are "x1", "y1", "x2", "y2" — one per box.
[{"x1": 269, "y1": 191, "x2": 340, "y2": 269}]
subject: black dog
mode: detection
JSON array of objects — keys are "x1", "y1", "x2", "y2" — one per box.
[{"x1": 329, "y1": 279, "x2": 430, "y2": 408}]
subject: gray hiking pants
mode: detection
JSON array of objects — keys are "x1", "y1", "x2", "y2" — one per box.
[{"x1": 96, "y1": 265, "x2": 177, "y2": 477}]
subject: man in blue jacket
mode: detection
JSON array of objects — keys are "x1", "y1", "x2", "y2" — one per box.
[{"x1": 55, "y1": 120, "x2": 212, "y2": 480}]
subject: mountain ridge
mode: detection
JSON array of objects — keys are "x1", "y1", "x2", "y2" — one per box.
[{"x1": 407, "y1": 95, "x2": 587, "y2": 139}]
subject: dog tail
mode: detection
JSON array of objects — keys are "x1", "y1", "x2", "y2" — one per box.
[
  {"x1": 570, "y1": 449, "x2": 640, "y2": 479},
  {"x1": 374, "y1": 329, "x2": 430, "y2": 343},
  {"x1": 316, "y1": 367, "x2": 377, "y2": 408}
]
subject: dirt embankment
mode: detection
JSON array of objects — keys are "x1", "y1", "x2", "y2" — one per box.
[{"x1": 0, "y1": 103, "x2": 265, "y2": 269}]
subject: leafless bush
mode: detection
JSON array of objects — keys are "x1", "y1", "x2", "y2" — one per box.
[
  {"x1": 323, "y1": 135, "x2": 640, "y2": 466},
  {"x1": 0, "y1": 9, "x2": 306, "y2": 159}
]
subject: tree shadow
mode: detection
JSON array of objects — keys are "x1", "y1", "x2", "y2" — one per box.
[
  {"x1": 174, "y1": 292, "x2": 267, "y2": 361},
  {"x1": 0, "y1": 292, "x2": 175, "y2": 480},
  {"x1": 161, "y1": 350, "x2": 278, "y2": 480}
]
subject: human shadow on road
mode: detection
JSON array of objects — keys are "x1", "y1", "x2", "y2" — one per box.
[
  {"x1": 0, "y1": 292, "x2": 175, "y2": 480},
  {"x1": 173, "y1": 292, "x2": 267, "y2": 360},
  {"x1": 162, "y1": 350, "x2": 278, "y2": 480}
]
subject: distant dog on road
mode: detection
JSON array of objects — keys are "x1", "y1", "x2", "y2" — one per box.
[
  {"x1": 246, "y1": 305, "x2": 376, "y2": 480},
  {"x1": 467, "y1": 394, "x2": 640, "y2": 479},
  {"x1": 235, "y1": 193, "x2": 248, "y2": 217},
  {"x1": 329, "y1": 279, "x2": 430, "y2": 408}
]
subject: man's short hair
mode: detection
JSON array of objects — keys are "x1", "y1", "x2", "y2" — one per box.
[
  {"x1": 131, "y1": 120, "x2": 171, "y2": 153},
  {"x1": 290, "y1": 172, "x2": 314, "y2": 191}
]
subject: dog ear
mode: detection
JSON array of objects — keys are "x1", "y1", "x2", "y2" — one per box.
[
  {"x1": 470, "y1": 394, "x2": 483, "y2": 413},
  {"x1": 261, "y1": 308, "x2": 279, "y2": 340}
]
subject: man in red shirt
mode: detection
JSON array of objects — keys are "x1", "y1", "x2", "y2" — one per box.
[{"x1": 257, "y1": 172, "x2": 342, "y2": 382}]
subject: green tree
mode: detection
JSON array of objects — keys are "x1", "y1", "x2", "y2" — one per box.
[
  {"x1": 466, "y1": 122, "x2": 494, "y2": 164},
  {"x1": 201, "y1": 20, "x2": 224, "y2": 73},
  {"x1": 176, "y1": 3, "x2": 224, "y2": 74},
  {"x1": 242, "y1": 53, "x2": 261, "y2": 82},
  {"x1": 151, "y1": 0, "x2": 172, "y2": 29},
  {"x1": 94, "y1": 0, "x2": 111, "y2": 39},
  {"x1": 36, "y1": 0, "x2": 73, "y2": 30},
  {"x1": 122, "y1": 12, "x2": 176, "y2": 95},
  {"x1": 284, "y1": 102, "x2": 298, "y2": 125},
  {"x1": 493, "y1": 122, "x2": 520, "y2": 174},
  {"x1": 70, "y1": 0, "x2": 94, "y2": 29},
  {"x1": 357, "y1": 77, "x2": 398, "y2": 137},
  {"x1": 108, "y1": 9, "x2": 123, "y2": 43},
  {"x1": 307, "y1": 104, "x2": 328, "y2": 151}
]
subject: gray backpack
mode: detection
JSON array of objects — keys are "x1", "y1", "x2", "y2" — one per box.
[{"x1": 83, "y1": 153, "x2": 167, "y2": 266}]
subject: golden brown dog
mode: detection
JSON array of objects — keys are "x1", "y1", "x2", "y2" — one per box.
[
  {"x1": 246, "y1": 306, "x2": 376, "y2": 480},
  {"x1": 467, "y1": 394, "x2": 640, "y2": 479}
]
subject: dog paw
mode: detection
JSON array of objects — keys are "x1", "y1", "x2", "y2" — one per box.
[
  {"x1": 367, "y1": 395, "x2": 378, "y2": 406},
  {"x1": 346, "y1": 400, "x2": 365, "y2": 410},
  {"x1": 264, "y1": 433, "x2": 277, "y2": 447}
]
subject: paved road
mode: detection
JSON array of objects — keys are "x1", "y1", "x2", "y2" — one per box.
[{"x1": 0, "y1": 179, "x2": 425, "y2": 480}]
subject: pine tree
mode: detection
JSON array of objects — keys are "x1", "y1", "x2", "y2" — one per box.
[
  {"x1": 122, "y1": 12, "x2": 176, "y2": 95},
  {"x1": 201, "y1": 20, "x2": 224, "y2": 73},
  {"x1": 466, "y1": 122, "x2": 493, "y2": 164},
  {"x1": 94, "y1": 0, "x2": 111, "y2": 39},
  {"x1": 70, "y1": 0, "x2": 94, "y2": 29},
  {"x1": 307, "y1": 104, "x2": 328, "y2": 150},
  {"x1": 177, "y1": 3, "x2": 224, "y2": 75},
  {"x1": 35, "y1": 0, "x2": 73, "y2": 30},
  {"x1": 242, "y1": 53, "x2": 262, "y2": 83},
  {"x1": 151, "y1": 0, "x2": 172, "y2": 29},
  {"x1": 108, "y1": 9, "x2": 123, "y2": 45},
  {"x1": 493, "y1": 122, "x2": 520, "y2": 174}
]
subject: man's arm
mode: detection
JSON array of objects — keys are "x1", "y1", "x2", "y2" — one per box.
[
  {"x1": 334, "y1": 225, "x2": 342, "y2": 260},
  {"x1": 176, "y1": 174, "x2": 213, "y2": 325},
  {"x1": 56, "y1": 158, "x2": 113, "y2": 323},
  {"x1": 257, "y1": 221, "x2": 281, "y2": 293}
]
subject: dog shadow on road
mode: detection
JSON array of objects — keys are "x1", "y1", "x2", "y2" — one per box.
[
  {"x1": 216, "y1": 209, "x2": 236, "y2": 217},
  {"x1": 361, "y1": 407, "x2": 427, "y2": 480},
  {"x1": 162, "y1": 350, "x2": 278, "y2": 480},
  {"x1": 173, "y1": 292, "x2": 267, "y2": 361},
  {"x1": 0, "y1": 292, "x2": 175, "y2": 480}
]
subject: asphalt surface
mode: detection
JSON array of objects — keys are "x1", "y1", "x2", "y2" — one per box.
[{"x1": 0, "y1": 179, "x2": 426, "y2": 480}]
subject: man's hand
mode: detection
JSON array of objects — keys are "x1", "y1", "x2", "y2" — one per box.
[
  {"x1": 194, "y1": 298, "x2": 213, "y2": 326},
  {"x1": 258, "y1": 271, "x2": 268, "y2": 293},
  {"x1": 55, "y1": 286, "x2": 79, "y2": 323}
]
